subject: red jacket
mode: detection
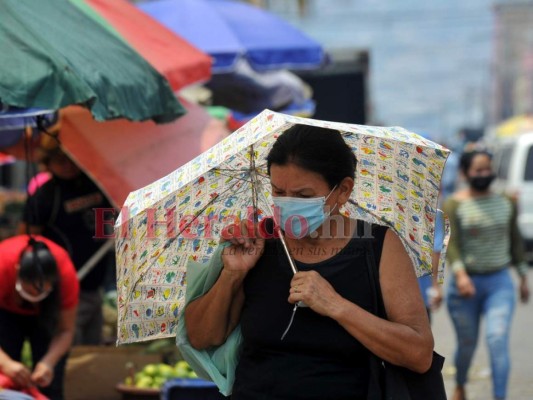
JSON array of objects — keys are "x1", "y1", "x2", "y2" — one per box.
[{"x1": 0, "y1": 235, "x2": 79, "y2": 315}]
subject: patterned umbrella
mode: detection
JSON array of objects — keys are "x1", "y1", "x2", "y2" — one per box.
[{"x1": 115, "y1": 110, "x2": 450, "y2": 344}]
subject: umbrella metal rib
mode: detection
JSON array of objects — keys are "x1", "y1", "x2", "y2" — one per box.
[
  {"x1": 254, "y1": 176, "x2": 299, "y2": 275},
  {"x1": 123, "y1": 146, "x2": 275, "y2": 312},
  {"x1": 345, "y1": 198, "x2": 422, "y2": 268},
  {"x1": 123, "y1": 158, "x2": 266, "y2": 306},
  {"x1": 249, "y1": 144, "x2": 260, "y2": 227}
]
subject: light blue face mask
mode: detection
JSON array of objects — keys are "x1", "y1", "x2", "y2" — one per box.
[{"x1": 272, "y1": 186, "x2": 337, "y2": 238}]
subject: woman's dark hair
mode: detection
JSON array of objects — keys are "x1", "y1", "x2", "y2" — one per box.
[
  {"x1": 266, "y1": 124, "x2": 357, "y2": 188},
  {"x1": 18, "y1": 239, "x2": 61, "y2": 336},
  {"x1": 459, "y1": 149, "x2": 492, "y2": 175}
]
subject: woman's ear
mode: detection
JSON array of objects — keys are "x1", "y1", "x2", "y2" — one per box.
[{"x1": 337, "y1": 177, "x2": 355, "y2": 205}]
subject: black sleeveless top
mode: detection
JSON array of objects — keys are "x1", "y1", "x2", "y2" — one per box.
[{"x1": 232, "y1": 225, "x2": 388, "y2": 400}]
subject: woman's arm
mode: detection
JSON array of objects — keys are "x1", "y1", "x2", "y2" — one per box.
[
  {"x1": 185, "y1": 222, "x2": 265, "y2": 350},
  {"x1": 0, "y1": 347, "x2": 32, "y2": 388},
  {"x1": 509, "y1": 197, "x2": 528, "y2": 275},
  {"x1": 185, "y1": 268, "x2": 247, "y2": 349},
  {"x1": 442, "y1": 198, "x2": 463, "y2": 273},
  {"x1": 429, "y1": 210, "x2": 445, "y2": 309},
  {"x1": 443, "y1": 197, "x2": 476, "y2": 296},
  {"x1": 508, "y1": 197, "x2": 530, "y2": 302},
  {"x1": 31, "y1": 306, "x2": 77, "y2": 387},
  {"x1": 335, "y1": 230, "x2": 433, "y2": 373}
]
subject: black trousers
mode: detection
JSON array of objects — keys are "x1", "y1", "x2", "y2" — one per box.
[{"x1": 0, "y1": 308, "x2": 67, "y2": 400}]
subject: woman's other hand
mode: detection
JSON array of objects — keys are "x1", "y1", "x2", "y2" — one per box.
[
  {"x1": 289, "y1": 271, "x2": 341, "y2": 316},
  {"x1": 31, "y1": 361, "x2": 54, "y2": 388},
  {"x1": 2, "y1": 359, "x2": 32, "y2": 388},
  {"x1": 220, "y1": 220, "x2": 265, "y2": 274},
  {"x1": 455, "y1": 270, "x2": 476, "y2": 297}
]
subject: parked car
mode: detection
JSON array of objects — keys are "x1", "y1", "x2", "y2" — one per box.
[{"x1": 491, "y1": 132, "x2": 533, "y2": 263}]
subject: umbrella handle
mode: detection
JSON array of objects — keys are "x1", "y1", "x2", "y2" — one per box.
[{"x1": 275, "y1": 226, "x2": 308, "y2": 308}]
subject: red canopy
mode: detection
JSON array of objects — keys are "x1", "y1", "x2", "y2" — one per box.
[
  {"x1": 60, "y1": 100, "x2": 229, "y2": 207},
  {"x1": 86, "y1": 0, "x2": 212, "y2": 91}
]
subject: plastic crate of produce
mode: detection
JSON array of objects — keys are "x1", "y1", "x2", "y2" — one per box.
[
  {"x1": 161, "y1": 378, "x2": 227, "y2": 400},
  {"x1": 115, "y1": 384, "x2": 159, "y2": 400}
]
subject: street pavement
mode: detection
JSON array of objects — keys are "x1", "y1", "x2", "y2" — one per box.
[{"x1": 432, "y1": 269, "x2": 533, "y2": 400}]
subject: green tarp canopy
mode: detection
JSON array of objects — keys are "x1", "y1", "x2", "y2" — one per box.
[{"x1": 0, "y1": 0, "x2": 184, "y2": 123}]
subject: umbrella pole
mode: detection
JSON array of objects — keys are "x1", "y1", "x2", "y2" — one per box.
[
  {"x1": 276, "y1": 227, "x2": 298, "y2": 275},
  {"x1": 277, "y1": 226, "x2": 307, "y2": 339},
  {"x1": 251, "y1": 165, "x2": 303, "y2": 308},
  {"x1": 249, "y1": 144, "x2": 300, "y2": 276},
  {"x1": 249, "y1": 145, "x2": 297, "y2": 275},
  {"x1": 275, "y1": 226, "x2": 308, "y2": 309}
]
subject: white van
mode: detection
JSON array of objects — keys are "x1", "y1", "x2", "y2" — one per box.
[{"x1": 491, "y1": 132, "x2": 533, "y2": 263}]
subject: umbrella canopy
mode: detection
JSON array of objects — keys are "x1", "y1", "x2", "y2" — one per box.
[
  {"x1": 58, "y1": 100, "x2": 230, "y2": 208},
  {"x1": 115, "y1": 110, "x2": 450, "y2": 344},
  {"x1": 0, "y1": 107, "x2": 59, "y2": 160},
  {"x1": 0, "y1": 0, "x2": 184, "y2": 123},
  {"x1": 75, "y1": 0, "x2": 212, "y2": 92},
  {"x1": 138, "y1": 0, "x2": 325, "y2": 73}
]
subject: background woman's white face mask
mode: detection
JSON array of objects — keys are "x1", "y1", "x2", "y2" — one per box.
[{"x1": 15, "y1": 280, "x2": 51, "y2": 303}]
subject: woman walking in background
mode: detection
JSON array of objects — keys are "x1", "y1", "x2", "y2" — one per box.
[{"x1": 444, "y1": 149, "x2": 529, "y2": 400}]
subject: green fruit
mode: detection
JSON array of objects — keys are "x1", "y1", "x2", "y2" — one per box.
[
  {"x1": 188, "y1": 371, "x2": 198, "y2": 379},
  {"x1": 124, "y1": 376, "x2": 134, "y2": 386},
  {"x1": 134, "y1": 372, "x2": 144, "y2": 383},
  {"x1": 153, "y1": 376, "x2": 166, "y2": 388},
  {"x1": 159, "y1": 364, "x2": 173, "y2": 373},
  {"x1": 174, "y1": 361, "x2": 190, "y2": 371},
  {"x1": 142, "y1": 364, "x2": 158, "y2": 377},
  {"x1": 174, "y1": 367, "x2": 190, "y2": 378},
  {"x1": 136, "y1": 376, "x2": 153, "y2": 389},
  {"x1": 158, "y1": 364, "x2": 174, "y2": 379}
]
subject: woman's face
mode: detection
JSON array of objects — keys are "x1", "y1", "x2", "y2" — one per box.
[
  {"x1": 270, "y1": 163, "x2": 340, "y2": 210},
  {"x1": 466, "y1": 153, "x2": 493, "y2": 179},
  {"x1": 47, "y1": 152, "x2": 81, "y2": 180}
]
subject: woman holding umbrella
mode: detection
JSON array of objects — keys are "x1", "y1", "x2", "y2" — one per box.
[{"x1": 184, "y1": 124, "x2": 434, "y2": 399}]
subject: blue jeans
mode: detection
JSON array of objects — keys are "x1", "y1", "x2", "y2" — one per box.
[{"x1": 447, "y1": 268, "x2": 516, "y2": 399}]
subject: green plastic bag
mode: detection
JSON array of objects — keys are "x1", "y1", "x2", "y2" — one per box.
[{"x1": 176, "y1": 245, "x2": 242, "y2": 396}]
